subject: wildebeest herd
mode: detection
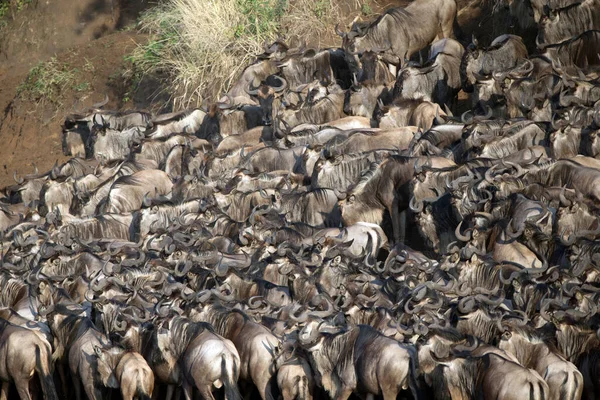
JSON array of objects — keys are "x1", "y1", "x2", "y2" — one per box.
[{"x1": 1, "y1": 0, "x2": 600, "y2": 398}]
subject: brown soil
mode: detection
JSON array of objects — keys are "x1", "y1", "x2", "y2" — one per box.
[{"x1": 0, "y1": 0, "x2": 524, "y2": 188}]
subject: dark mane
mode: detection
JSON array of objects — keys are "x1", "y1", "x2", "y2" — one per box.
[
  {"x1": 353, "y1": 7, "x2": 412, "y2": 35},
  {"x1": 170, "y1": 316, "x2": 215, "y2": 357}
]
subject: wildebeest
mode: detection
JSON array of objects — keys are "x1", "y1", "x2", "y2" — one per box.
[
  {"x1": 298, "y1": 321, "x2": 420, "y2": 399},
  {"x1": 461, "y1": 34, "x2": 529, "y2": 93},
  {"x1": 99, "y1": 169, "x2": 173, "y2": 214},
  {"x1": 95, "y1": 345, "x2": 155, "y2": 400},
  {"x1": 394, "y1": 38, "x2": 464, "y2": 109},
  {"x1": 337, "y1": 0, "x2": 458, "y2": 69},
  {"x1": 0, "y1": 316, "x2": 57, "y2": 400},
  {"x1": 42, "y1": 304, "x2": 111, "y2": 400},
  {"x1": 192, "y1": 304, "x2": 280, "y2": 400}
]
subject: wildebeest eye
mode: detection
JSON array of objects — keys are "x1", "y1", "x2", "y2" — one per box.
[{"x1": 349, "y1": 195, "x2": 356, "y2": 203}]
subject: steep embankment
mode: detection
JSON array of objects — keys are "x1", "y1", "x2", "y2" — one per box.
[{"x1": 0, "y1": 0, "x2": 149, "y2": 187}]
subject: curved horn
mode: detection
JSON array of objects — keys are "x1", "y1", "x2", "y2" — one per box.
[
  {"x1": 409, "y1": 196, "x2": 424, "y2": 213},
  {"x1": 272, "y1": 76, "x2": 288, "y2": 93},
  {"x1": 92, "y1": 94, "x2": 109, "y2": 109},
  {"x1": 13, "y1": 171, "x2": 24, "y2": 185},
  {"x1": 435, "y1": 107, "x2": 445, "y2": 125},
  {"x1": 559, "y1": 187, "x2": 572, "y2": 206},
  {"x1": 455, "y1": 220, "x2": 472, "y2": 242},
  {"x1": 246, "y1": 80, "x2": 260, "y2": 96},
  {"x1": 211, "y1": 288, "x2": 236, "y2": 302},
  {"x1": 309, "y1": 295, "x2": 335, "y2": 318},
  {"x1": 458, "y1": 296, "x2": 476, "y2": 313},
  {"x1": 461, "y1": 111, "x2": 473, "y2": 125}
]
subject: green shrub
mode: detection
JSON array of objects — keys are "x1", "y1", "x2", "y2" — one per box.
[{"x1": 17, "y1": 57, "x2": 77, "y2": 103}]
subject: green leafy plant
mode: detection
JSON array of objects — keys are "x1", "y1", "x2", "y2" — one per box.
[
  {"x1": 313, "y1": 0, "x2": 329, "y2": 19},
  {"x1": 73, "y1": 82, "x2": 90, "y2": 92},
  {"x1": 361, "y1": 0, "x2": 372, "y2": 15},
  {"x1": 17, "y1": 57, "x2": 77, "y2": 103}
]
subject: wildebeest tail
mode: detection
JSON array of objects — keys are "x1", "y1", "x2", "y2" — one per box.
[
  {"x1": 135, "y1": 369, "x2": 154, "y2": 400},
  {"x1": 408, "y1": 354, "x2": 424, "y2": 400},
  {"x1": 300, "y1": 376, "x2": 309, "y2": 400},
  {"x1": 36, "y1": 344, "x2": 59, "y2": 400},
  {"x1": 559, "y1": 371, "x2": 581, "y2": 400},
  {"x1": 222, "y1": 353, "x2": 242, "y2": 400}
]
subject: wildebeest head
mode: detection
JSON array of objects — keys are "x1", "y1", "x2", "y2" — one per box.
[
  {"x1": 197, "y1": 103, "x2": 222, "y2": 144},
  {"x1": 246, "y1": 75, "x2": 288, "y2": 125},
  {"x1": 298, "y1": 318, "x2": 341, "y2": 347},
  {"x1": 344, "y1": 81, "x2": 393, "y2": 119},
  {"x1": 361, "y1": 51, "x2": 393, "y2": 82}
]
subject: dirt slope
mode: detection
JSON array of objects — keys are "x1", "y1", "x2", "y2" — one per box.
[{"x1": 0, "y1": 0, "x2": 528, "y2": 188}]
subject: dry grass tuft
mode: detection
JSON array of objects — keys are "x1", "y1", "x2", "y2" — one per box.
[
  {"x1": 129, "y1": 0, "x2": 378, "y2": 109},
  {"x1": 280, "y1": 0, "x2": 344, "y2": 49}
]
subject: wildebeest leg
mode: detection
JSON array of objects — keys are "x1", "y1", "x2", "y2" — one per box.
[
  {"x1": 391, "y1": 197, "x2": 406, "y2": 244},
  {"x1": 58, "y1": 364, "x2": 69, "y2": 398},
  {"x1": 182, "y1": 379, "x2": 194, "y2": 400},
  {"x1": 72, "y1": 374, "x2": 82, "y2": 400},
  {"x1": 82, "y1": 378, "x2": 101, "y2": 400},
  {"x1": 381, "y1": 387, "x2": 399, "y2": 400},
  {"x1": 399, "y1": 209, "x2": 406, "y2": 244},
  {"x1": 120, "y1": 385, "x2": 134, "y2": 400},
  {"x1": 391, "y1": 197, "x2": 400, "y2": 244},
  {"x1": 14, "y1": 379, "x2": 32, "y2": 400},
  {"x1": 240, "y1": 381, "x2": 253, "y2": 400},
  {"x1": 160, "y1": 385, "x2": 175, "y2": 400},
  {"x1": 335, "y1": 386, "x2": 353, "y2": 400},
  {"x1": 255, "y1": 378, "x2": 275, "y2": 400},
  {"x1": 441, "y1": 15, "x2": 454, "y2": 39},
  {"x1": 0, "y1": 382, "x2": 9, "y2": 400},
  {"x1": 197, "y1": 386, "x2": 216, "y2": 400}
]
